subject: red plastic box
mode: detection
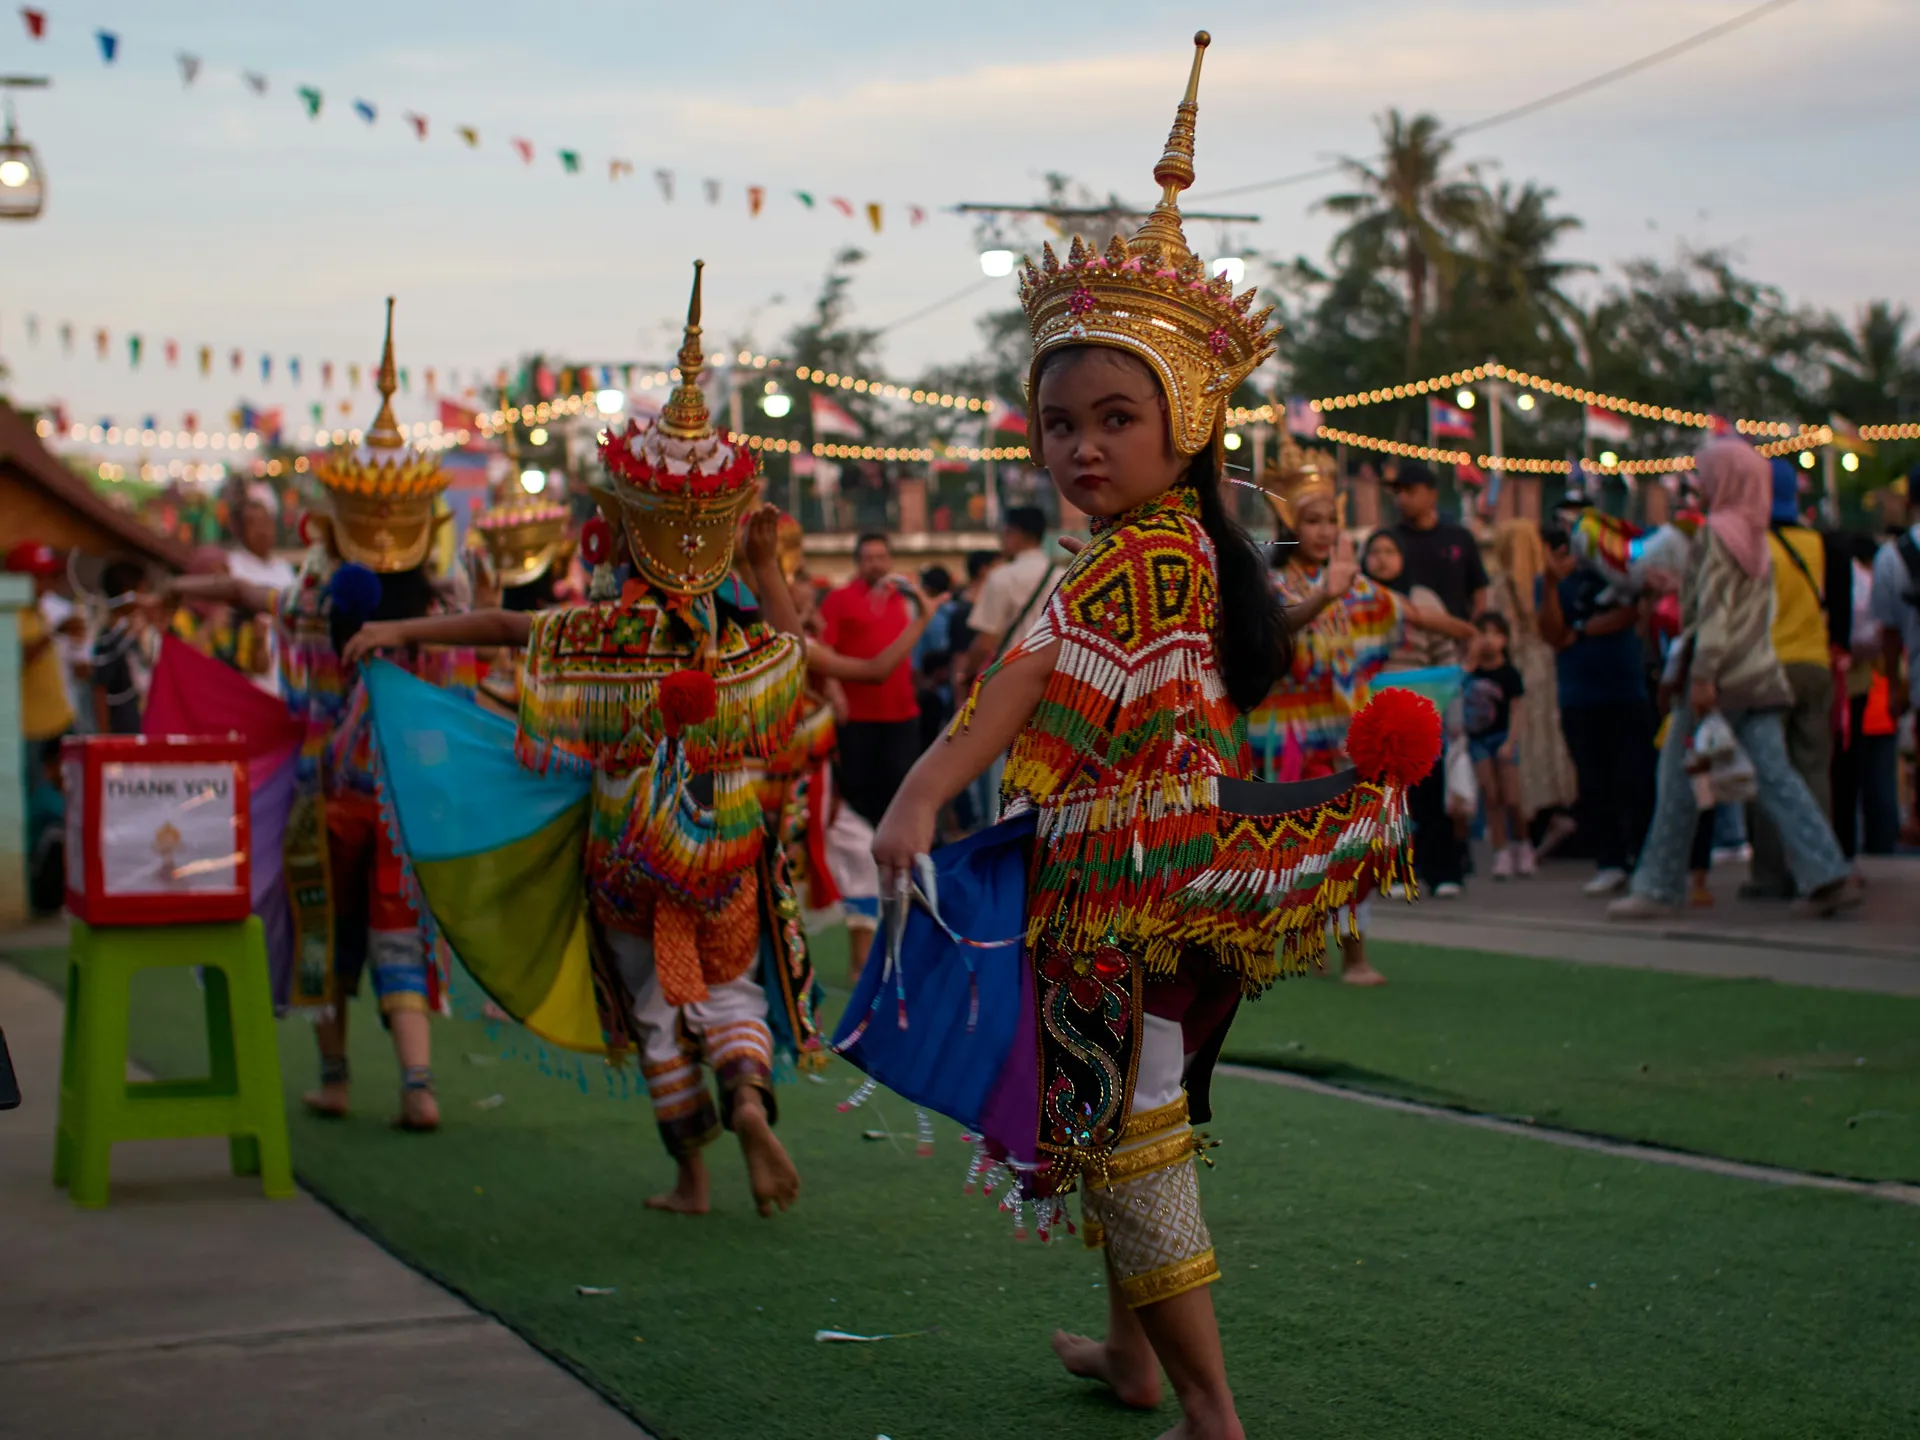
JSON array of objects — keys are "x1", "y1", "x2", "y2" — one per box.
[{"x1": 62, "y1": 735, "x2": 252, "y2": 926}]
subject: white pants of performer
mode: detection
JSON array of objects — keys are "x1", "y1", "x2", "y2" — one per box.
[{"x1": 603, "y1": 928, "x2": 773, "y2": 1139}]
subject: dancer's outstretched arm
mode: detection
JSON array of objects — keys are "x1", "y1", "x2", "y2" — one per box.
[
  {"x1": 166, "y1": 573, "x2": 276, "y2": 615},
  {"x1": 341, "y1": 609, "x2": 532, "y2": 666},
  {"x1": 870, "y1": 639, "x2": 1055, "y2": 891},
  {"x1": 805, "y1": 588, "x2": 933, "y2": 683}
]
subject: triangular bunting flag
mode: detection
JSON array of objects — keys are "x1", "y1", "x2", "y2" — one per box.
[
  {"x1": 653, "y1": 168, "x2": 674, "y2": 201},
  {"x1": 20, "y1": 9, "x2": 46, "y2": 40},
  {"x1": 457, "y1": 125, "x2": 479, "y2": 147},
  {"x1": 229, "y1": 348, "x2": 242, "y2": 373},
  {"x1": 242, "y1": 71, "x2": 268, "y2": 94},
  {"x1": 703, "y1": 178, "x2": 721, "y2": 204},
  {"x1": 559, "y1": 149, "x2": 580, "y2": 173},
  {"x1": 297, "y1": 86, "x2": 322, "y2": 118},
  {"x1": 353, "y1": 99, "x2": 377, "y2": 124},
  {"x1": 197, "y1": 345, "x2": 211, "y2": 376},
  {"x1": 866, "y1": 202, "x2": 882, "y2": 232},
  {"x1": 909, "y1": 205, "x2": 927, "y2": 226},
  {"x1": 128, "y1": 335, "x2": 142, "y2": 367},
  {"x1": 289, "y1": 357, "x2": 301, "y2": 384},
  {"x1": 747, "y1": 184, "x2": 765, "y2": 216},
  {"x1": 95, "y1": 29, "x2": 118, "y2": 63},
  {"x1": 830, "y1": 197, "x2": 854, "y2": 217},
  {"x1": 164, "y1": 339, "x2": 179, "y2": 366},
  {"x1": 94, "y1": 328, "x2": 109, "y2": 358},
  {"x1": 177, "y1": 53, "x2": 201, "y2": 86},
  {"x1": 795, "y1": 191, "x2": 814, "y2": 208},
  {"x1": 609, "y1": 158, "x2": 633, "y2": 180},
  {"x1": 405, "y1": 112, "x2": 427, "y2": 139},
  {"x1": 511, "y1": 137, "x2": 534, "y2": 164}
]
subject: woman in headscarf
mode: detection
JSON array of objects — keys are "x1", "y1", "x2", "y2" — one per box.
[
  {"x1": 1489, "y1": 519, "x2": 1578, "y2": 867},
  {"x1": 1609, "y1": 438, "x2": 1853, "y2": 918}
]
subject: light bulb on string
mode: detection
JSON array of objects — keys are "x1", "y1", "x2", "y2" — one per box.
[
  {"x1": 519, "y1": 468, "x2": 547, "y2": 494},
  {"x1": 979, "y1": 249, "x2": 1015, "y2": 278},
  {"x1": 1841, "y1": 452, "x2": 1859, "y2": 472},
  {"x1": 1456, "y1": 388, "x2": 1476, "y2": 409},
  {"x1": 595, "y1": 389, "x2": 624, "y2": 415}
]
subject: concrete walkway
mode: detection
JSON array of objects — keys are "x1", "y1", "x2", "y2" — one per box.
[
  {"x1": 1369, "y1": 851, "x2": 1920, "y2": 995},
  {"x1": 0, "y1": 959, "x2": 645, "y2": 1440}
]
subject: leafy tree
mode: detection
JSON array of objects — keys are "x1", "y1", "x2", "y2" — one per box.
[{"x1": 1320, "y1": 109, "x2": 1483, "y2": 367}]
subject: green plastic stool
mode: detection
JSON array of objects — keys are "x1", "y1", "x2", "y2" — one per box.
[{"x1": 54, "y1": 917, "x2": 294, "y2": 1208}]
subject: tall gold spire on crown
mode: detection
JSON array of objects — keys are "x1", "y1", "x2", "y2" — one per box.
[
  {"x1": 364, "y1": 296, "x2": 406, "y2": 452},
  {"x1": 1130, "y1": 30, "x2": 1207, "y2": 262},
  {"x1": 311, "y1": 295, "x2": 451, "y2": 572},
  {"x1": 1017, "y1": 30, "x2": 1277, "y2": 458},
  {"x1": 658, "y1": 260, "x2": 712, "y2": 440}
]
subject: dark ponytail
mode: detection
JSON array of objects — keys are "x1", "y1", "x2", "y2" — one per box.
[{"x1": 1182, "y1": 444, "x2": 1291, "y2": 712}]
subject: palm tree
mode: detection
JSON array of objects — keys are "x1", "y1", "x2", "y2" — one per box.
[
  {"x1": 1827, "y1": 301, "x2": 1920, "y2": 422},
  {"x1": 1320, "y1": 109, "x2": 1483, "y2": 367},
  {"x1": 1465, "y1": 179, "x2": 1593, "y2": 336}
]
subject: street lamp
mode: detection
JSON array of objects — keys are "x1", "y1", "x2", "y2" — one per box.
[{"x1": 0, "y1": 77, "x2": 50, "y2": 222}]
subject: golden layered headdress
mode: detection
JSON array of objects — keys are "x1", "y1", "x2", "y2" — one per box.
[
  {"x1": 1020, "y1": 31, "x2": 1277, "y2": 458},
  {"x1": 595, "y1": 260, "x2": 759, "y2": 596},
  {"x1": 472, "y1": 499, "x2": 573, "y2": 589},
  {"x1": 311, "y1": 298, "x2": 450, "y2": 573},
  {"x1": 1260, "y1": 439, "x2": 1339, "y2": 528}
]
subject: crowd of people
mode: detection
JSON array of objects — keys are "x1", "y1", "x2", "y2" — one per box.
[{"x1": 1237, "y1": 443, "x2": 1916, "y2": 952}]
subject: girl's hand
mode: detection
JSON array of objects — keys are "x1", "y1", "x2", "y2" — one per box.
[
  {"x1": 1323, "y1": 531, "x2": 1358, "y2": 599},
  {"x1": 741, "y1": 503, "x2": 783, "y2": 573},
  {"x1": 871, "y1": 795, "x2": 938, "y2": 900},
  {"x1": 342, "y1": 621, "x2": 409, "y2": 668}
]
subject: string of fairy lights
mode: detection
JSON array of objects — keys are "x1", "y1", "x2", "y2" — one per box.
[{"x1": 1317, "y1": 420, "x2": 1838, "y2": 477}]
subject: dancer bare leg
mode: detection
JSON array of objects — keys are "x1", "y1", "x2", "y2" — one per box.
[
  {"x1": 1134, "y1": 1287, "x2": 1243, "y2": 1440},
  {"x1": 732, "y1": 1086, "x2": 800, "y2": 1217},
  {"x1": 303, "y1": 1008, "x2": 351, "y2": 1117},
  {"x1": 647, "y1": 1149, "x2": 711, "y2": 1215},
  {"x1": 1052, "y1": 1250, "x2": 1164, "y2": 1409}
]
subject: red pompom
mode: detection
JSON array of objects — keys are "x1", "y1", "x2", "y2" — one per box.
[
  {"x1": 658, "y1": 668, "x2": 717, "y2": 737},
  {"x1": 1347, "y1": 688, "x2": 1442, "y2": 787},
  {"x1": 580, "y1": 515, "x2": 614, "y2": 567}
]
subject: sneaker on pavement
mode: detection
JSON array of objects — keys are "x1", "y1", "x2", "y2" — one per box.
[
  {"x1": 1516, "y1": 841, "x2": 1537, "y2": 877},
  {"x1": 1434, "y1": 881, "x2": 1464, "y2": 899},
  {"x1": 1582, "y1": 867, "x2": 1628, "y2": 896},
  {"x1": 1491, "y1": 848, "x2": 1515, "y2": 880},
  {"x1": 1607, "y1": 892, "x2": 1677, "y2": 920}
]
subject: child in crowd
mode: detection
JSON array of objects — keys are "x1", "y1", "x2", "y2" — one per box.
[
  {"x1": 1465, "y1": 612, "x2": 1529, "y2": 877},
  {"x1": 89, "y1": 560, "x2": 159, "y2": 735}
]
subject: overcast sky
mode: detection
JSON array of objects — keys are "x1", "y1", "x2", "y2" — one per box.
[{"x1": 2, "y1": 0, "x2": 1913, "y2": 433}]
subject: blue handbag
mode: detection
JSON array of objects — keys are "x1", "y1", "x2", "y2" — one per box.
[{"x1": 831, "y1": 811, "x2": 1035, "y2": 1131}]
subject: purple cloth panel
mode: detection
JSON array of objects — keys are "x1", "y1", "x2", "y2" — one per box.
[{"x1": 976, "y1": 947, "x2": 1039, "y2": 1169}]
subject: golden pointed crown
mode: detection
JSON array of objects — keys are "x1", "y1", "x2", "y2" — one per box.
[
  {"x1": 472, "y1": 498, "x2": 573, "y2": 589},
  {"x1": 596, "y1": 260, "x2": 760, "y2": 596},
  {"x1": 1260, "y1": 439, "x2": 1338, "y2": 527},
  {"x1": 1020, "y1": 31, "x2": 1277, "y2": 457},
  {"x1": 312, "y1": 298, "x2": 450, "y2": 572}
]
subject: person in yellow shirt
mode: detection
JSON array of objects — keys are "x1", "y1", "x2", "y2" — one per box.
[
  {"x1": 1745, "y1": 462, "x2": 1835, "y2": 898},
  {"x1": 8, "y1": 541, "x2": 76, "y2": 743}
]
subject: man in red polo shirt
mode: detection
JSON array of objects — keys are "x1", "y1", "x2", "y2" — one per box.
[{"x1": 820, "y1": 533, "x2": 921, "y2": 824}]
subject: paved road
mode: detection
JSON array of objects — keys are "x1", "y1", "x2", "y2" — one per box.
[
  {"x1": 0, "y1": 959, "x2": 646, "y2": 1440},
  {"x1": 1369, "y1": 851, "x2": 1919, "y2": 995}
]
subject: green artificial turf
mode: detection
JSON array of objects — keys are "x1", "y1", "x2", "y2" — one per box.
[
  {"x1": 11, "y1": 942, "x2": 1919, "y2": 1439},
  {"x1": 1222, "y1": 940, "x2": 1920, "y2": 1183}
]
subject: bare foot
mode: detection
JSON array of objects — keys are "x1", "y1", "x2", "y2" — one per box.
[
  {"x1": 1050, "y1": 1330, "x2": 1162, "y2": 1410},
  {"x1": 734, "y1": 1098, "x2": 800, "y2": 1217},
  {"x1": 395, "y1": 1087, "x2": 440, "y2": 1132},
  {"x1": 1340, "y1": 959, "x2": 1388, "y2": 986},
  {"x1": 646, "y1": 1155, "x2": 711, "y2": 1215},
  {"x1": 302, "y1": 1083, "x2": 350, "y2": 1119}
]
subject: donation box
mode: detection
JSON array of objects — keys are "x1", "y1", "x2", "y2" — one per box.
[{"x1": 63, "y1": 735, "x2": 252, "y2": 926}]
